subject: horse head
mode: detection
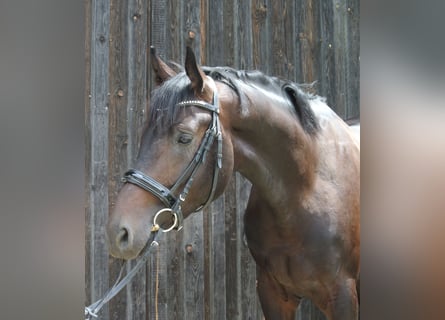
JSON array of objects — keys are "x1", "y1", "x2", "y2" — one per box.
[{"x1": 107, "y1": 47, "x2": 235, "y2": 259}]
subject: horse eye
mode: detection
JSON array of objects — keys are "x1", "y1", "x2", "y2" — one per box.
[{"x1": 177, "y1": 133, "x2": 193, "y2": 145}]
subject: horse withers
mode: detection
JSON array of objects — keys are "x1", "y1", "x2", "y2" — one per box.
[{"x1": 107, "y1": 47, "x2": 360, "y2": 320}]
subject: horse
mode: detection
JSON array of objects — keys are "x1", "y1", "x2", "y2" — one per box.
[{"x1": 107, "y1": 46, "x2": 360, "y2": 320}]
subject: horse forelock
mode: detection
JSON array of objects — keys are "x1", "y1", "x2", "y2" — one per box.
[{"x1": 147, "y1": 73, "x2": 194, "y2": 131}]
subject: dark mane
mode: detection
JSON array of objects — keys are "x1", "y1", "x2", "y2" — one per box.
[
  {"x1": 148, "y1": 66, "x2": 319, "y2": 135},
  {"x1": 147, "y1": 73, "x2": 194, "y2": 131},
  {"x1": 204, "y1": 66, "x2": 319, "y2": 135}
]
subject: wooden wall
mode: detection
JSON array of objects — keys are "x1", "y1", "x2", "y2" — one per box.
[{"x1": 85, "y1": 0, "x2": 359, "y2": 319}]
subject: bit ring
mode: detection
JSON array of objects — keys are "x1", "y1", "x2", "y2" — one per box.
[{"x1": 153, "y1": 208, "x2": 178, "y2": 233}]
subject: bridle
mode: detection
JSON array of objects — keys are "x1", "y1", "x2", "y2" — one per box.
[
  {"x1": 122, "y1": 82, "x2": 222, "y2": 231},
  {"x1": 86, "y1": 81, "x2": 222, "y2": 319}
]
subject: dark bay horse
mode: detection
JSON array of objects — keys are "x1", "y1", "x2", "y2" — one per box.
[{"x1": 107, "y1": 47, "x2": 360, "y2": 320}]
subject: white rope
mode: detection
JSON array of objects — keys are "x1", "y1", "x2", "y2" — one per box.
[{"x1": 85, "y1": 232, "x2": 161, "y2": 319}]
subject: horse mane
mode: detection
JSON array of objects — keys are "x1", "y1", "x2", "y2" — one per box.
[
  {"x1": 148, "y1": 65, "x2": 319, "y2": 135},
  {"x1": 204, "y1": 66, "x2": 320, "y2": 135}
]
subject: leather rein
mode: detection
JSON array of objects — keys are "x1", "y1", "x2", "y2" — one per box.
[{"x1": 122, "y1": 87, "x2": 222, "y2": 231}]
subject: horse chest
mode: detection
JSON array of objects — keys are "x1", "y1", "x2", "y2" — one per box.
[
  {"x1": 247, "y1": 238, "x2": 331, "y2": 297},
  {"x1": 243, "y1": 198, "x2": 343, "y2": 293}
]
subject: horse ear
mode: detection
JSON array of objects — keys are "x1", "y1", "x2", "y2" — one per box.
[
  {"x1": 185, "y1": 46, "x2": 208, "y2": 97},
  {"x1": 150, "y1": 46, "x2": 176, "y2": 86}
]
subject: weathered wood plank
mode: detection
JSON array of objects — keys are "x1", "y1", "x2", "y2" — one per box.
[
  {"x1": 150, "y1": 0, "x2": 167, "y2": 57},
  {"x1": 270, "y1": 0, "x2": 287, "y2": 77},
  {"x1": 295, "y1": 0, "x2": 319, "y2": 85},
  {"x1": 184, "y1": 0, "x2": 203, "y2": 61},
  {"x1": 283, "y1": 0, "x2": 296, "y2": 80},
  {"x1": 318, "y1": 0, "x2": 336, "y2": 113},
  {"x1": 207, "y1": 0, "x2": 224, "y2": 65},
  {"x1": 225, "y1": 177, "x2": 240, "y2": 319},
  {"x1": 223, "y1": 0, "x2": 235, "y2": 67},
  {"x1": 128, "y1": 0, "x2": 150, "y2": 319},
  {"x1": 210, "y1": 197, "x2": 227, "y2": 320},
  {"x1": 183, "y1": 213, "x2": 205, "y2": 319},
  {"x1": 252, "y1": 0, "x2": 270, "y2": 72},
  {"x1": 345, "y1": 0, "x2": 360, "y2": 120},
  {"x1": 236, "y1": 0, "x2": 253, "y2": 69},
  {"x1": 108, "y1": 0, "x2": 130, "y2": 318},
  {"x1": 203, "y1": 205, "x2": 211, "y2": 320},
  {"x1": 166, "y1": 0, "x2": 181, "y2": 61},
  {"x1": 84, "y1": 0, "x2": 92, "y2": 310},
  {"x1": 86, "y1": 1, "x2": 111, "y2": 320},
  {"x1": 331, "y1": 0, "x2": 347, "y2": 118}
]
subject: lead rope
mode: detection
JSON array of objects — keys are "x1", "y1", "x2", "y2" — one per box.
[
  {"x1": 85, "y1": 225, "x2": 162, "y2": 319},
  {"x1": 155, "y1": 238, "x2": 160, "y2": 320}
]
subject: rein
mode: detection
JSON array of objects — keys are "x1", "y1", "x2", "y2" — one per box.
[
  {"x1": 122, "y1": 84, "x2": 222, "y2": 231},
  {"x1": 85, "y1": 226, "x2": 161, "y2": 319}
]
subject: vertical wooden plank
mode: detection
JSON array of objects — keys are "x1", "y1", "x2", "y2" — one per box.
[
  {"x1": 211, "y1": 197, "x2": 227, "y2": 320},
  {"x1": 203, "y1": 206, "x2": 211, "y2": 320},
  {"x1": 295, "y1": 0, "x2": 320, "y2": 85},
  {"x1": 207, "y1": 0, "x2": 224, "y2": 65},
  {"x1": 251, "y1": 0, "x2": 270, "y2": 72},
  {"x1": 84, "y1": 2, "x2": 96, "y2": 319},
  {"x1": 199, "y1": 0, "x2": 208, "y2": 64},
  {"x1": 237, "y1": 0, "x2": 253, "y2": 69},
  {"x1": 146, "y1": 240, "x2": 158, "y2": 319},
  {"x1": 317, "y1": 0, "x2": 337, "y2": 113},
  {"x1": 222, "y1": 0, "x2": 235, "y2": 66},
  {"x1": 182, "y1": 213, "x2": 205, "y2": 319},
  {"x1": 147, "y1": 226, "x2": 182, "y2": 320},
  {"x1": 184, "y1": 0, "x2": 203, "y2": 61},
  {"x1": 331, "y1": 0, "x2": 347, "y2": 118},
  {"x1": 85, "y1": 0, "x2": 92, "y2": 309},
  {"x1": 108, "y1": 0, "x2": 130, "y2": 318},
  {"x1": 86, "y1": 1, "x2": 111, "y2": 320},
  {"x1": 225, "y1": 178, "x2": 241, "y2": 319},
  {"x1": 270, "y1": 0, "x2": 287, "y2": 77},
  {"x1": 345, "y1": 0, "x2": 360, "y2": 120},
  {"x1": 127, "y1": 0, "x2": 149, "y2": 159},
  {"x1": 150, "y1": 0, "x2": 167, "y2": 57},
  {"x1": 283, "y1": 0, "x2": 296, "y2": 80},
  {"x1": 129, "y1": 0, "x2": 149, "y2": 319},
  {"x1": 166, "y1": 0, "x2": 180, "y2": 60}
]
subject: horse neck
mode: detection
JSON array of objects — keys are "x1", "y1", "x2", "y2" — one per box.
[{"x1": 225, "y1": 84, "x2": 318, "y2": 206}]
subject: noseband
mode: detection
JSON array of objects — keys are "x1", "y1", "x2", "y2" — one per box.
[{"x1": 122, "y1": 89, "x2": 222, "y2": 231}]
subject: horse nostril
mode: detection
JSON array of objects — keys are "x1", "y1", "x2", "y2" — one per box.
[{"x1": 117, "y1": 227, "x2": 130, "y2": 248}]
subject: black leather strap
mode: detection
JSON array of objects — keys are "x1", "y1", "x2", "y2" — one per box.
[{"x1": 122, "y1": 169, "x2": 177, "y2": 208}]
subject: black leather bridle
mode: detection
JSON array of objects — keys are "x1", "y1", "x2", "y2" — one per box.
[{"x1": 122, "y1": 90, "x2": 222, "y2": 231}]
